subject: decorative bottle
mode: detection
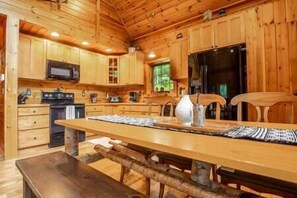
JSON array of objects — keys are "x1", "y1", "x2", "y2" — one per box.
[{"x1": 192, "y1": 94, "x2": 205, "y2": 127}]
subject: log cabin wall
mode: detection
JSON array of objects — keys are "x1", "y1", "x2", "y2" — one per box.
[
  {"x1": 0, "y1": 0, "x2": 130, "y2": 54},
  {"x1": 134, "y1": 0, "x2": 297, "y2": 123},
  {"x1": 0, "y1": 15, "x2": 5, "y2": 159}
]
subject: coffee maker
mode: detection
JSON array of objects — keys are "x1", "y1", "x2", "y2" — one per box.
[{"x1": 129, "y1": 92, "x2": 138, "y2": 102}]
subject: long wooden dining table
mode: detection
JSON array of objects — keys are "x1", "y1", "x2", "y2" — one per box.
[{"x1": 55, "y1": 117, "x2": 297, "y2": 185}]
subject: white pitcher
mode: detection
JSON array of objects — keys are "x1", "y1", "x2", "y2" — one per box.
[{"x1": 175, "y1": 95, "x2": 193, "y2": 123}]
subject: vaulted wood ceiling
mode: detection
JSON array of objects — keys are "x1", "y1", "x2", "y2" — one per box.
[
  {"x1": 10, "y1": 0, "x2": 258, "y2": 53},
  {"x1": 107, "y1": 0, "x2": 254, "y2": 39}
]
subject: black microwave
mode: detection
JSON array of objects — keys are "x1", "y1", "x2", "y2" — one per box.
[{"x1": 47, "y1": 60, "x2": 80, "y2": 82}]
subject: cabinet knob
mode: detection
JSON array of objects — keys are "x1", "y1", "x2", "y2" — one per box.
[
  {"x1": 33, "y1": 110, "x2": 36, "y2": 113},
  {"x1": 33, "y1": 137, "x2": 37, "y2": 140},
  {"x1": 34, "y1": 121, "x2": 37, "y2": 124}
]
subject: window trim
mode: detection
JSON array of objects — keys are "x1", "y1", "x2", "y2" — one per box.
[{"x1": 152, "y1": 62, "x2": 174, "y2": 93}]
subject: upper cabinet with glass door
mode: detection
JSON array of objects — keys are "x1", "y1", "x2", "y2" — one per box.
[
  {"x1": 189, "y1": 12, "x2": 245, "y2": 53},
  {"x1": 107, "y1": 56, "x2": 119, "y2": 85}
]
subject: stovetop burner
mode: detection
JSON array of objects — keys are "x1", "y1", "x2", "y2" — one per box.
[{"x1": 41, "y1": 90, "x2": 75, "y2": 105}]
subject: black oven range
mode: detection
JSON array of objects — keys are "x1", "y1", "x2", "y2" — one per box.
[{"x1": 41, "y1": 90, "x2": 85, "y2": 148}]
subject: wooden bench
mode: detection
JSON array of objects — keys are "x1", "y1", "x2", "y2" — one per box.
[{"x1": 16, "y1": 151, "x2": 145, "y2": 198}]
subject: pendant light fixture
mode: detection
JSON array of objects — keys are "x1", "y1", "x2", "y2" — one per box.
[{"x1": 148, "y1": 12, "x2": 156, "y2": 59}]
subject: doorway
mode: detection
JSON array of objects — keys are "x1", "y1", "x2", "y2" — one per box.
[{"x1": 0, "y1": 14, "x2": 6, "y2": 160}]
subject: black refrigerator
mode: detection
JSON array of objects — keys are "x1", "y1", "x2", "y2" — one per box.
[{"x1": 188, "y1": 44, "x2": 247, "y2": 120}]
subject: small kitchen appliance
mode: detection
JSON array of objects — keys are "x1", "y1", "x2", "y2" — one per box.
[
  {"x1": 129, "y1": 92, "x2": 138, "y2": 102},
  {"x1": 109, "y1": 96, "x2": 120, "y2": 103},
  {"x1": 90, "y1": 93, "x2": 98, "y2": 103}
]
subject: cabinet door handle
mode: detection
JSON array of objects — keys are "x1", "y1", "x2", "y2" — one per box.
[
  {"x1": 34, "y1": 121, "x2": 37, "y2": 124},
  {"x1": 33, "y1": 110, "x2": 36, "y2": 113},
  {"x1": 33, "y1": 137, "x2": 37, "y2": 140}
]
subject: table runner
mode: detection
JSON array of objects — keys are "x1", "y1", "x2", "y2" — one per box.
[{"x1": 87, "y1": 115, "x2": 297, "y2": 145}]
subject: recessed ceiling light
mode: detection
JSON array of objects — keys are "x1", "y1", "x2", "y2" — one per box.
[
  {"x1": 50, "y1": 32, "x2": 60, "y2": 37},
  {"x1": 82, "y1": 41, "x2": 89, "y2": 46},
  {"x1": 105, "y1": 48, "x2": 112, "y2": 52}
]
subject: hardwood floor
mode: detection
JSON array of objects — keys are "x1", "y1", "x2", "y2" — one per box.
[{"x1": 0, "y1": 139, "x2": 282, "y2": 198}]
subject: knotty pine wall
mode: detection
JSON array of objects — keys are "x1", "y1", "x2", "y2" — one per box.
[
  {"x1": 18, "y1": 80, "x2": 117, "y2": 104},
  {"x1": 135, "y1": 0, "x2": 297, "y2": 123},
  {"x1": 0, "y1": 15, "x2": 5, "y2": 159},
  {"x1": 0, "y1": 0, "x2": 130, "y2": 54}
]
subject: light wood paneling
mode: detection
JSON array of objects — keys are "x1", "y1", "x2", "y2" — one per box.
[
  {"x1": 0, "y1": 0, "x2": 130, "y2": 54},
  {"x1": 18, "y1": 79, "x2": 115, "y2": 104},
  {"x1": 109, "y1": 0, "x2": 257, "y2": 38}
]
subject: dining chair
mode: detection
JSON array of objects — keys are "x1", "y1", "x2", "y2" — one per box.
[
  {"x1": 217, "y1": 92, "x2": 297, "y2": 197},
  {"x1": 147, "y1": 95, "x2": 176, "y2": 116},
  {"x1": 157, "y1": 93, "x2": 226, "y2": 198},
  {"x1": 119, "y1": 95, "x2": 176, "y2": 196},
  {"x1": 230, "y1": 92, "x2": 297, "y2": 123}
]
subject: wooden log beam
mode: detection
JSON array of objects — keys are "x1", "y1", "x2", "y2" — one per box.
[
  {"x1": 109, "y1": 142, "x2": 187, "y2": 178},
  {"x1": 76, "y1": 151, "x2": 104, "y2": 164},
  {"x1": 4, "y1": 16, "x2": 19, "y2": 159},
  {"x1": 109, "y1": 142, "x2": 148, "y2": 164},
  {"x1": 95, "y1": 144, "x2": 257, "y2": 198},
  {"x1": 64, "y1": 127, "x2": 79, "y2": 156}
]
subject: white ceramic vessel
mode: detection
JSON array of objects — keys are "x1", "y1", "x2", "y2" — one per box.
[{"x1": 175, "y1": 95, "x2": 193, "y2": 123}]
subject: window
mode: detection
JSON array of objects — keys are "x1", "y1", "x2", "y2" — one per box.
[{"x1": 153, "y1": 63, "x2": 174, "y2": 93}]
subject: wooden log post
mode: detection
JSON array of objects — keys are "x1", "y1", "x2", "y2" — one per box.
[
  {"x1": 95, "y1": 144, "x2": 257, "y2": 198},
  {"x1": 4, "y1": 16, "x2": 19, "y2": 159},
  {"x1": 64, "y1": 127, "x2": 79, "y2": 156},
  {"x1": 191, "y1": 160, "x2": 211, "y2": 187}
]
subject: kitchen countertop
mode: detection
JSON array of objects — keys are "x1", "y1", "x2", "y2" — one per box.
[
  {"x1": 85, "y1": 102, "x2": 152, "y2": 106},
  {"x1": 18, "y1": 104, "x2": 50, "y2": 107},
  {"x1": 18, "y1": 103, "x2": 157, "y2": 107}
]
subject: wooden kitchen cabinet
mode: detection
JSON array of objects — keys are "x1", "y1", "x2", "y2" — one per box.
[
  {"x1": 85, "y1": 105, "x2": 104, "y2": 116},
  {"x1": 214, "y1": 13, "x2": 245, "y2": 47},
  {"x1": 46, "y1": 40, "x2": 80, "y2": 64},
  {"x1": 117, "y1": 104, "x2": 159, "y2": 115},
  {"x1": 98, "y1": 55, "x2": 108, "y2": 85},
  {"x1": 189, "y1": 22, "x2": 214, "y2": 53},
  {"x1": 18, "y1": 105, "x2": 50, "y2": 149},
  {"x1": 119, "y1": 54, "x2": 130, "y2": 85},
  {"x1": 80, "y1": 50, "x2": 107, "y2": 85},
  {"x1": 170, "y1": 38, "x2": 188, "y2": 80},
  {"x1": 119, "y1": 52, "x2": 144, "y2": 85},
  {"x1": 107, "y1": 56, "x2": 119, "y2": 85},
  {"x1": 18, "y1": 34, "x2": 46, "y2": 80},
  {"x1": 189, "y1": 13, "x2": 245, "y2": 53},
  {"x1": 129, "y1": 51, "x2": 144, "y2": 85}
]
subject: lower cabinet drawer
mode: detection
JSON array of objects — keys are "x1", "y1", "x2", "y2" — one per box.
[
  {"x1": 85, "y1": 106, "x2": 104, "y2": 112},
  {"x1": 18, "y1": 115, "x2": 49, "y2": 130},
  {"x1": 18, "y1": 128, "x2": 49, "y2": 149},
  {"x1": 86, "y1": 112, "x2": 104, "y2": 116}
]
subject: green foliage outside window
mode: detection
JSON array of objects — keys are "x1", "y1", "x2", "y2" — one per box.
[{"x1": 153, "y1": 64, "x2": 174, "y2": 92}]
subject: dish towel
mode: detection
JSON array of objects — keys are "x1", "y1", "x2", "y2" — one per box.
[{"x1": 66, "y1": 105, "x2": 75, "y2": 119}]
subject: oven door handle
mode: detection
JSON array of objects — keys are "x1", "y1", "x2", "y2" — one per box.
[{"x1": 51, "y1": 105, "x2": 67, "y2": 109}]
